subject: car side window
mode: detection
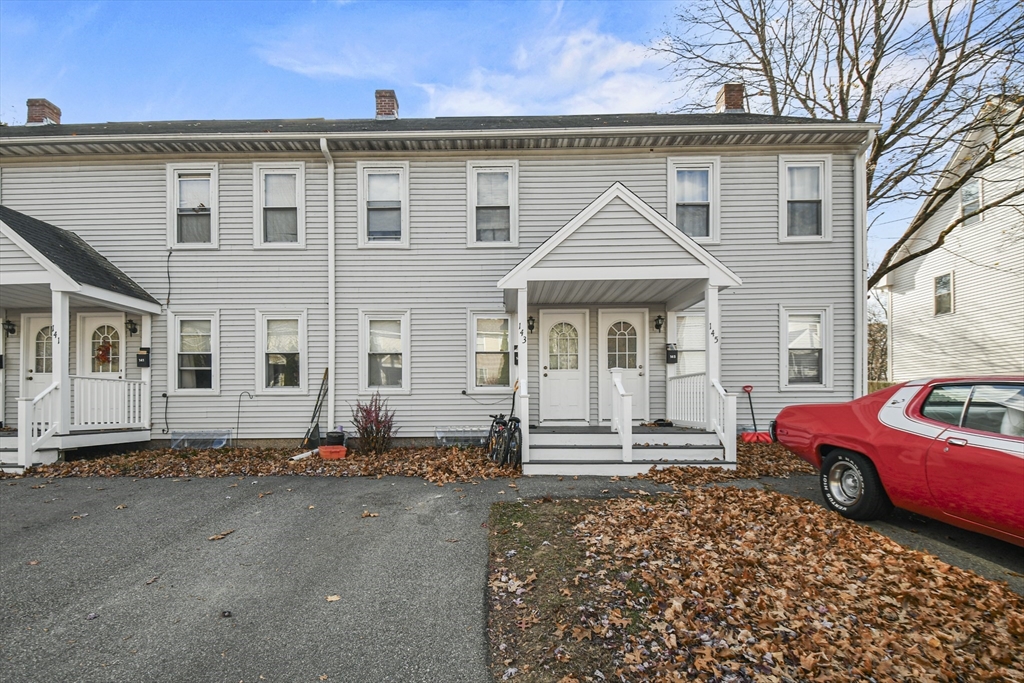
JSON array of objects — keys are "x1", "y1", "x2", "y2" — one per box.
[
  {"x1": 920, "y1": 385, "x2": 971, "y2": 427},
  {"x1": 963, "y1": 384, "x2": 1024, "y2": 437}
]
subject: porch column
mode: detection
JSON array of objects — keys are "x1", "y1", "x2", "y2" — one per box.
[
  {"x1": 704, "y1": 282, "x2": 721, "y2": 431},
  {"x1": 52, "y1": 290, "x2": 71, "y2": 434},
  {"x1": 141, "y1": 313, "x2": 152, "y2": 428},
  {"x1": 516, "y1": 287, "x2": 530, "y2": 463}
]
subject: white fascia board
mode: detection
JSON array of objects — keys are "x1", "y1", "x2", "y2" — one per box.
[
  {"x1": 0, "y1": 271, "x2": 53, "y2": 285},
  {"x1": 75, "y1": 284, "x2": 162, "y2": 314},
  {"x1": 0, "y1": 221, "x2": 80, "y2": 291}
]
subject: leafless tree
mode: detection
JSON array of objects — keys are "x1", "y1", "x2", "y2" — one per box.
[{"x1": 654, "y1": 0, "x2": 1024, "y2": 288}]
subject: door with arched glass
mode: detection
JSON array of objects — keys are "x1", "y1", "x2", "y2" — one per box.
[
  {"x1": 539, "y1": 311, "x2": 588, "y2": 423},
  {"x1": 22, "y1": 315, "x2": 53, "y2": 397},
  {"x1": 77, "y1": 314, "x2": 127, "y2": 424},
  {"x1": 598, "y1": 309, "x2": 648, "y2": 422}
]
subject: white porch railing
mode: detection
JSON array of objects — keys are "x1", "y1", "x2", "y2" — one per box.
[
  {"x1": 72, "y1": 376, "x2": 146, "y2": 428},
  {"x1": 710, "y1": 379, "x2": 738, "y2": 463},
  {"x1": 667, "y1": 372, "x2": 705, "y2": 427},
  {"x1": 17, "y1": 381, "x2": 61, "y2": 467},
  {"x1": 609, "y1": 369, "x2": 633, "y2": 463}
]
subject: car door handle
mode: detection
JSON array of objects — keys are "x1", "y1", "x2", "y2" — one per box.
[{"x1": 946, "y1": 437, "x2": 968, "y2": 447}]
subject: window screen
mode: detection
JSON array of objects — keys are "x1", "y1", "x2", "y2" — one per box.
[
  {"x1": 787, "y1": 313, "x2": 823, "y2": 384},
  {"x1": 368, "y1": 319, "x2": 403, "y2": 387},
  {"x1": 367, "y1": 173, "x2": 402, "y2": 241},
  {"x1": 266, "y1": 318, "x2": 300, "y2": 387},
  {"x1": 475, "y1": 317, "x2": 510, "y2": 387},
  {"x1": 179, "y1": 320, "x2": 212, "y2": 389},
  {"x1": 177, "y1": 174, "x2": 211, "y2": 243},
  {"x1": 675, "y1": 169, "x2": 710, "y2": 238},
  {"x1": 787, "y1": 165, "x2": 822, "y2": 236},
  {"x1": 264, "y1": 173, "x2": 298, "y2": 243},
  {"x1": 476, "y1": 171, "x2": 511, "y2": 242}
]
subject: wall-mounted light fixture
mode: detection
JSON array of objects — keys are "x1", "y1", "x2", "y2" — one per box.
[
  {"x1": 527, "y1": 316, "x2": 535, "y2": 333},
  {"x1": 2, "y1": 320, "x2": 16, "y2": 336},
  {"x1": 654, "y1": 315, "x2": 665, "y2": 332},
  {"x1": 125, "y1": 318, "x2": 139, "y2": 336}
]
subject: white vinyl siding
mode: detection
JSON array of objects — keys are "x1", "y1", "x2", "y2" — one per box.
[
  {"x1": 254, "y1": 162, "x2": 305, "y2": 247},
  {"x1": 357, "y1": 162, "x2": 410, "y2": 248},
  {"x1": 258, "y1": 311, "x2": 307, "y2": 393},
  {"x1": 167, "y1": 163, "x2": 218, "y2": 248},
  {"x1": 667, "y1": 157, "x2": 720, "y2": 243},
  {"x1": 359, "y1": 310, "x2": 410, "y2": 394},
  {"x1": 467, "y1": 161, "x2": 519, "y2": 246},
  {"x1": 468, "y1": 313, "x2": 512, "y2": 391},
  {"x1": 779, "y1": 155, "x2": 832, "y2": 241}
]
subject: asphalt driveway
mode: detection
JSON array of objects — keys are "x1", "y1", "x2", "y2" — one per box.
[{"x1": 2, "y1": 473, "x2": 1021, "y2": 682}]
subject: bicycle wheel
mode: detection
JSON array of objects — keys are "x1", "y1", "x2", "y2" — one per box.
[
  {"x1": 504, "y1": 423, "x2": 522, "y2": 468},
  {"x1": 486, "y1": 421, "x2": 502, "y2": 461},
  {"x1": 495, "y1": 428, "x2": 511, "y2": 466}
]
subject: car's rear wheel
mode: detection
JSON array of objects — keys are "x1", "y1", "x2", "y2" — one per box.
[{"x1": 820, "y1": 449, "x2": 893, "y2": 521}]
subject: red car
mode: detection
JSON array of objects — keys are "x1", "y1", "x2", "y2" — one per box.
[{"x1": 772, "y1": 377, "x2": 1024, "y2": 546}]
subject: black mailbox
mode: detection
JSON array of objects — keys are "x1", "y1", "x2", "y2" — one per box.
[
  {"x1": 665, "y1": 343, "x2": 678, "y2": 364},
  {"x1": 136, "y1": 347, "x2": 151, "y2": 368}
]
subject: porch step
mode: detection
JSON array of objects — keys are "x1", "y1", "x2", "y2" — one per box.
[
  {"x1": 528, "y1": 443, "x2": 725, "y2": 463},
  {"x1": 523, "y1": 460, "x2": 737, "y2": 477},
  {"x1": 530, "y1": 430, "x2": 719, "y2": 447}
]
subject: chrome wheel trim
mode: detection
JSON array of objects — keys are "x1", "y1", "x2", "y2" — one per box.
[{"x1": 827, "y1": 461, "x2": 864, "y2": 507}]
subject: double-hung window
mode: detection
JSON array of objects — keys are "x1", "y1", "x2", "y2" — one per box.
[
  {"x1": 781, "y1": 307, "x2": 831, "y2": 389},
  {"x1": 259, "y1": 312, "x2": 306, "y2": 391},
  {"x1": 934, "y1": 273, "x2": 953, "y2": 315},
  {"x1": 172, "y1": 313, "x2": 218, "y2": 393},
  {"x1": 673, "y1": 314, "x2": 706, "y2": 375},
  {"x1": 960, "y1": 179, "x2": 981, "y2": 226},
  {"x1": 360, "y1": 310, "x2": 410, "y2": 392},
  {"x1": 255, "y1": 162, "x2": 305, "y2": 246},
  {"x1": 467, "y1": 161, "x2": 518, "y2": 245},
  {"x1": 779, "y1": 155, "x2": 832, "y2": 240},
  {"x1": 470, "y1": 314, "x2": 511, "y2": 390},
  {"x1": 167, "y1": 163, "x2": 218, "y2": 247},
  {"x1": 668, "y1": 157, "x2": 719, "y2": 242},
  {"x1": 358, "y1": 161, "x2": 410, "y2": 248}
]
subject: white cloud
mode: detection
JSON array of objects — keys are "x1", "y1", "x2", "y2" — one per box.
[
  {"x1": 253, "y1": 25, "x2": 398, "y2": 80},
  {"x1": 419, "y1": 28, "x2": 679, "y2": 117}
]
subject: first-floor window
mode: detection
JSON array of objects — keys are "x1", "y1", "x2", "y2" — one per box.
[
  {"x1": 674, "y1": 314, "x2": 705, "y2": 375},
  {"x1": 363, "y1": 312, "x2": 409, "y2": 391},
  {"x1": 473, "y1": 315, "x2": 510, "y2": 388},
  {"x1": 786, "y1": 311, "x2": 824, "y2": 385},
  {"x1": 265, "y1": 318, "x2": 300, "y2": 388},
  {"x1": 934, "y1": 273, "x2": 953, "y2": 315},
  {"x1": 178, "y1": 318, "x2": 213, "y2": 390}
]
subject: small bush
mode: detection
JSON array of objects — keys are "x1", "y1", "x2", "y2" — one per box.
[{"x1": 351, "y1": 392, "x2": 397, "y2": 455}]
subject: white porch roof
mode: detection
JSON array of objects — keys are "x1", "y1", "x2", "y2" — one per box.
[{"x1": 498, "y1": 183, "x2": 741, "y2": 310}]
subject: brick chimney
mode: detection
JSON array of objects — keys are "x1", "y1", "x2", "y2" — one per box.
[
  {"x1": 715, "y1": 84, "x2": 745, "y2": 113},
  {"x1": 26, "y1": 98, "x2": 61, "y2": 125},
  {"x1": 375, "y1": 90, "x2": 399, "y2": 120}
]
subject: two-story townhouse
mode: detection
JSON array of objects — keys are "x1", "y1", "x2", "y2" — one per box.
[
  {"x1": 0, "y1": 87, "x2": 877, "y2": 474},
  {"x1": 882, "y1": 97, "x2": 1024, "y2": 381}
]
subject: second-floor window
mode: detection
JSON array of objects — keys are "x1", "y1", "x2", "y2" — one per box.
[
  {"x1": 358, "y1": 161, "x2": 410, "y2": 248},
  {"x1": 468, "y1": 161, "x2": 519, "y2": 245},
  {"x1": 668, "y1": 157, "x2": 719, "y2": 242},
  {"x1": 167, "y1": 163, "x2": 218, "y2": 248},
  {"x1": 779, "y1": 155, "x2": 832, "y2": 240},
  {"x1": 255, "y1": 162, "x2": 305, "y2": 246},
  {"x1": 934, "y1": 273, "x2": 953, "y2": 315},
  {"x1": 960, "y1": 179, "x2": 981, "y2": 226}
]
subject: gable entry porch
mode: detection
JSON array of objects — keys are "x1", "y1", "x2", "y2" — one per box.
[{"x1": 498, "y1": 183, "x2": 742, "y2": 476}]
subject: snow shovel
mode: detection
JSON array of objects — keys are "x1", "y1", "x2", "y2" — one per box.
[{"x1": 741, "y1": 385, "x2": 772, "y2": 443}]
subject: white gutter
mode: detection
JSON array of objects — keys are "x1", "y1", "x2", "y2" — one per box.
[
  {"x1": 320, "y1": 138, "x2": 336, "y2": 429},
  {"x1": 854, "y1": 129, "x2": 875, "y2": 397}
]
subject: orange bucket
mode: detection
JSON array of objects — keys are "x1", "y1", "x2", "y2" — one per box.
[{"x1": 319, "y1": 446, "x2": 347, "y2": 459}]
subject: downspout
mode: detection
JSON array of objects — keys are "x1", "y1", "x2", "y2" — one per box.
[
  {"x1": 853, "y1": 129, "x2": 875, "y2": 398},
  {"x1": 320, "y1": 138, "x2": 337, "y2": 428}
]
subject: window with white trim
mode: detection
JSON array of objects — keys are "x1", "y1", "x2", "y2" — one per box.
[
  {"x1": 358, "y1": 162, "x2": 410, "y2": 248},
  {"x1": 934, "y1": 273, "x2": 953, "y2": 315},
  {"x1": 779, "y1": 155, "x2": 832, "y2": 240},
  {"x1": 255, "y1": 162, "x2": 305, "y2": 246},
  {"x1": 471, "y1": 314, "x2": 511, "y2": 389},
  {"x1": 259, "y1": 312, "x2": 306, "y2": 391},
  {"x1": 173, "y1": 314, "x2": 218, "y2": 392},
  {"x1": 960, "y1": 179, "x2": 981, "y2": 226},
  {"x1": 167, "y1": 163, "x2": 218, "y2": 247},
  {"x1": 673, "y1": 314, "x2": 705, "y2": 375},
  {"x1": 668, "y1": 157, "x2": 720, "y2": 242},
  {"x1": 781, "y1": 307, "x2": 831, "y2": 389},
  {"x1": 467, "y1": 161, "x2": 518, "y2": 245},
  {"x1": 360, "y1": 311, "x2": 410, "y2": 392}
]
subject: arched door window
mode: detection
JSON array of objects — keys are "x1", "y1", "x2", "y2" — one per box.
[
  {"x1": 35, "y1": 326, "x2": 53, "y2": 373},
  {"x1": 91, "y1": 325, "x2": 121, "y2": 373},
  {"x1": 607, "y1": 322, "x2": 638, "y2": 369},
  {"x1": 548, "y1": 322, "x2": 579, "y2": 370}
]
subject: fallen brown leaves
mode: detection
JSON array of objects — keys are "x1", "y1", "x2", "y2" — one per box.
[
  {"x1": 13, "y1": 445, "x2": 517, "y2": 485},
  {"x1": 641, "y1": 439, "x2": 816, "y2": 488},
  {"x1": 492, "y1": 488, "x2": 1024, "y2": 681}
]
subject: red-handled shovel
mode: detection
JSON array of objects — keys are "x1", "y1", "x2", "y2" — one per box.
[{"x1": 741, "y1": 385, "x2": 773, "y2": 443}]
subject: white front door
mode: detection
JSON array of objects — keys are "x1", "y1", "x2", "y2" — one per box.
[
  {"x1": 79, "y1": 314, "x2": 125, "y2": 379},
  {"x1": 599, "y1": 309, "x2": 648, "y2": 423},
  {"x1": 539, "y1": 311, "x2": 589, "y2": 423},
  {"x1": 22, "y1": 314, "x2": 53, "y2": 397}
]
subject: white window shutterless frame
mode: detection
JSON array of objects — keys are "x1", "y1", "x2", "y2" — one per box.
[
  {"x1": 467, "y1": 313, "x2": 512, "y2": 392},
  {"x1": 254, "y1": 162, "x2": 305, "y2": 247},
  {"x1": 667, "y1": 157, "x2": 720, "y2": 243},
  {"x1": 467, "y1": 161, "x2": 519, "y2": 246},
  {"x1": 779, "y1": 155, "x2": 832, "y2": 241},
  {"x1": 169, "y1": 311, "x2": 220, "y2": 394},
  {"x1": 167, "y1": 163, "x2": 219, "y2": 248},
  {"x1": 257, "y1": 311, "x2": 307, "y2": 393},
  {"x1": 357, "y1": 162, "x2": 410, "y2": 248},
  {"x1": 779, "y1": 306, "x2": 832, "y2": 390},
  {"x1": 359, "y1": 310, "x2": 410, "y2": 393}
]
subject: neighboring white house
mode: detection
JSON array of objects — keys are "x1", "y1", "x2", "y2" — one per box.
[
  {"x1": 882, "y1": 98, "x2": 1024, "y2": 382},
  {"x1": 0, "y1": 87, "x2": 876, "y2": 474}
]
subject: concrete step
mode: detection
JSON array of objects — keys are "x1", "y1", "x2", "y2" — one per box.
[
  {"x1": 528, "y1": 444, "x2": 725, "y2": 463},
  {"x1": 530, "y1": 430, "x2": 719, "y2": 447},
  {"x1": 523, "y1": 460, "x2": 737, "y2": 477}
]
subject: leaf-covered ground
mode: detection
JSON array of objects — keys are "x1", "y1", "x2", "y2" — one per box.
[{"x1": 4, "y1": 446, "x2": 516, "y2": 485}]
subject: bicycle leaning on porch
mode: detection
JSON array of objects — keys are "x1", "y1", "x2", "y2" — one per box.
[{"x1": 486, "y1": 381, "x2": 522, "y2": 467}]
